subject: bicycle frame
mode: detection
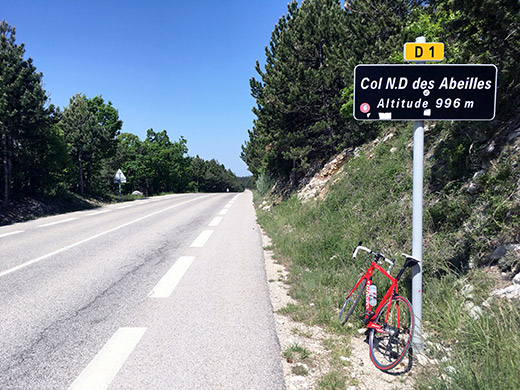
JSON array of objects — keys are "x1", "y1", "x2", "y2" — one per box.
[{"x1": 351, "y1": 260, "x2": 400, "y2": 333}]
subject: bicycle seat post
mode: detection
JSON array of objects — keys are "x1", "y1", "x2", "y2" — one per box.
[{"x1": 395, "y1": 254, "x2": 420, "y2": 281}]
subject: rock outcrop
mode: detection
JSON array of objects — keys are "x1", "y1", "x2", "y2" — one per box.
[{"x1": 297, "y1": 148, "x2": 353, "y2": 202}]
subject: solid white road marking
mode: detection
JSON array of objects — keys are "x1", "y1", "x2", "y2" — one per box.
[
  {"x1": 0, "y1": 195, "x2": 209, "y2": 278},
  {"x1": 86, "y1": 210, "x2": 111, "y2": 216},
  {"x1": 0, "y1": 230, "x2": 24, "y2": 239},
  {"x1": 38, "y1": 218, "x2": 78, "y2": 228},
  {"x1": 190, "y1": 230, "x2": 213, "y2": 248},
  {"x1": 148, "y1": 256, "x2": 195, "y2": 298},
  {"x1": 218, "y1": 208, "x2": 228, "y2": 215},
  {"x1": 208, "y1": 217, "x2": 223, "y2": 227},
  {"x1": 68, "y1": 327, "x2": 147, "y2": 390},
  {"x1": 116, "y1": 204, "x2": 136, "y2": 209}
]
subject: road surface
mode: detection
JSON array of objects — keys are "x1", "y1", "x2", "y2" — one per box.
[{"x1": 0, "y1": 191, "x2": 284, "y2": 389}]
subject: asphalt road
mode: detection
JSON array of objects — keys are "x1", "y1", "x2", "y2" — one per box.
[{"x1": 0, "y1": 191, "x2": 285, "y2": 389}]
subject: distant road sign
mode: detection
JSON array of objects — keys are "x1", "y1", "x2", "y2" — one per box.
[
  {"x1": 353, "y1": 64, "x2": 497, "y2": 121},
  {"x1": 404, "y1": 42, "x2": 444, "y2": 62},
  {"x1": 114, "y1": 169, "x2": 127, "y2": 184}
]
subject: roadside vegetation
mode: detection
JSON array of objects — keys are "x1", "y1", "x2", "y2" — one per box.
[
  {"x1": 244, "y1": 1, "x2": 520, "y2": 389},
  {"x1": 256, "y1": 124, "x2": 520, "y2": 388}
]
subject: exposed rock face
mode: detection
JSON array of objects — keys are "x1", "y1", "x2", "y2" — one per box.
[
  {"x1": 297, "y1": 133, "x2": 397, "y2": 203},
  {"x1": 297, "y1": 148, "x2": 353, "y2": 202},
  {"x1": 488, "y1": 261, "x2": 520, "y2": 300},
  {"x1": 491, "y1": 284, "x2": 520, "y2": 300}
]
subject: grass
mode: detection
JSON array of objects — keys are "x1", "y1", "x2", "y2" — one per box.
[
  {"x1": 283, "y1": 342, "x2": 311, "y2": 361},
  {"x1": 255, "y1": 122, "x2": 520, "y2": 389},
  {"x1": 316, "y1": 371, "x2": 346, "y2": 390},
  {"x1": 323, "y1": 336, "x2": 351, "y2": 367},
  {"x1": 283, "y1": 342, "x2": 312, "y2": 376},
  {"x1": 257, "y1": 126, "x2": 416, "y2": 328},
  {"x1": 418, "y1": 272, "x2": 520, "y2": 390}
]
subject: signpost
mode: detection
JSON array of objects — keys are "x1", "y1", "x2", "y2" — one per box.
[
  {"x1": 113, "y1": 169, "x2": 127, "y2": 201},
  {"x1": 353, "y1": 37, "x2": 497, "y2": 353},
  {"x1": 410, "y1": 36, "x2": 426, "y2": 354}
]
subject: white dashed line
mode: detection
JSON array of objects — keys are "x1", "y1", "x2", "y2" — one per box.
[
  {"x1": 0, "y1": 230, "x2": 24, "y2": 239},
  {"x1": 208, "y1": 217, "x2": 223, "y2": 227},
  {"x1": 38, "y1": 218, "x2": 78, "y2": 228},
  {"x1": 148, "y1": 256, "x2": 195, "y2": 298},
  {"x1": 68, "y1": 327, "x2": 147, "y2": 390},
  {"x1": 190, "y1": 230, "x2": 213, "y2": 248},
  {"x1": 218, "y1": 208, "x2": 228, "y2": 215}
]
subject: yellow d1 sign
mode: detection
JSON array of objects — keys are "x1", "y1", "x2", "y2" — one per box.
[{"x1": 404, "y1": 42, "x2": 444, "y2": 62}]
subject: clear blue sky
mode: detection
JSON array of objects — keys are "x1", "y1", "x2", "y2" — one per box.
[{"x1": 2, "y1": 1, "x2": 292, "y2": 177}]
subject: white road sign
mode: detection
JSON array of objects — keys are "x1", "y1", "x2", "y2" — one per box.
[{"x1": 114, "y1": 169, "x2": 127, "y2": 184}]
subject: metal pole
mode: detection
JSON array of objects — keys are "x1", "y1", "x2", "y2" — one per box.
[
  {"x1": 119, "y1": 182, "x2": 122, "y2": 202},
  {"x1": 412, "y1": 36, "x2": 425, "y2": 352}
]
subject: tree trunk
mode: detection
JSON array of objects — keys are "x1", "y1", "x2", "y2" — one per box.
[
  {"x1": 78, "y1": 153, "x2": 84, "y2": 196},
  {"x1": 86, "y1": 164, "x2": 91, "y2": 193},
  {"x1": 290, "y1": 158, "x2": 297, "y2": 190},
  {"x1": 2, "y1": 133, "x2": 10, "y2": 211}
]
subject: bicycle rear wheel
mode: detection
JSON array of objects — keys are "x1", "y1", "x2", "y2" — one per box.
[
  {"x1": 338, "y1": 279, "x2": 366, "y2": 326},
  {"x1": 369, "y1": 295, "x2": 414, "y2": 371}
]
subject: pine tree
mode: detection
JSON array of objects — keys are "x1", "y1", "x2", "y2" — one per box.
[
  {"x1": 59, "y1": 94, "x2": 98, "y2": 196},
  {"x1": 59, "y1": 94, "x2": 123, "y2": 195},
  {"x1": 112, "y1": 133, "x2": 148, "y2": 193},
  {"x1": 243, "y1": 0, "x2": 351, "y2": 185},
  {"x1": 344, "y1": 0, "x2": 426, "y2": 66},
  {"x1": 84, "y1": 95, "x2": 122, "y2": 193},
  {"x1": 0, "y1": 21, "x2": 50, "y2": 209},
  {"x1": 429, "y1": 0, "x2": 520, "y2": 119}
]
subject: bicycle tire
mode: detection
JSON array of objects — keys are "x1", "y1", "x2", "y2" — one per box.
[
  {"x1": 369, "y1": 295, "x2": 414, "y2": 371},
  {"x1": 338, "y1": 279, "x2": 366, "y2": 326}
]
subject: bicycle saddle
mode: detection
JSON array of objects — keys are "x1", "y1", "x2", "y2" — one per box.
[{"x1": 401, "y1": 253, "x2": 420, "y2": 267}]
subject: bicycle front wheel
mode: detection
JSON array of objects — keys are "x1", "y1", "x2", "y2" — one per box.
[
  {"x1": 338, "y1": 279, "x2": 366, "y2": 326},
  {"x1": 369, "y1": 295, "x2": 414, "y2": 371}
]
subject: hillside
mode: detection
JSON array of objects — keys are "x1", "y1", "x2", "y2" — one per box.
[{"x1": 255, "y1": 118, "x2": 520, "y2": 389}]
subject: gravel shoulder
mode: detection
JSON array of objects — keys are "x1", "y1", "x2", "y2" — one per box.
[{"x1": 261, "y1": 230, "x2": 416, "y2": 389}]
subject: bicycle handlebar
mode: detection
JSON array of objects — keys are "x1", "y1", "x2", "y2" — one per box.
[
  {"x1": 352, "y1": 242, "x2": 395, "y2": 272},
  {"x1": 352, "y1": 245, "x2": 372, "y2": 259}
]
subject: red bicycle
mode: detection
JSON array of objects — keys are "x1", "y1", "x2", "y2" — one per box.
[{"x1": 338, "y1": 242, "x2": 419, "y2": 371}]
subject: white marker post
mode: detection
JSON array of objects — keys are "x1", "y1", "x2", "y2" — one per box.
[{"x1": 411, "y1": 36, "x2": 425, "y2": 352}]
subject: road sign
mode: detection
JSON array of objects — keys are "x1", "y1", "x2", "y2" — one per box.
[
  {"x1": 353, "y1": 64, "x2": 497, "y2": 121},
  {"x1": 404, "y1": 42, "x2": 444, "y2": 62},
  {"x1": 113, "y1": 169, "x2": 127, "y2": 184}
]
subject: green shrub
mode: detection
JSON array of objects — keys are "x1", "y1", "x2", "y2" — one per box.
[{"x1": 255, "y1": 173, "x2": 274, "y2": 196}]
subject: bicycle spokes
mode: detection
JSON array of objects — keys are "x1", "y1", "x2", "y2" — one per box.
[
  {"x1": 338, "y1": 279, "x2": 366, "y2": 326},
  {"x1": 369, "y1": 296, "x2": 414, "y2": 371}
]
